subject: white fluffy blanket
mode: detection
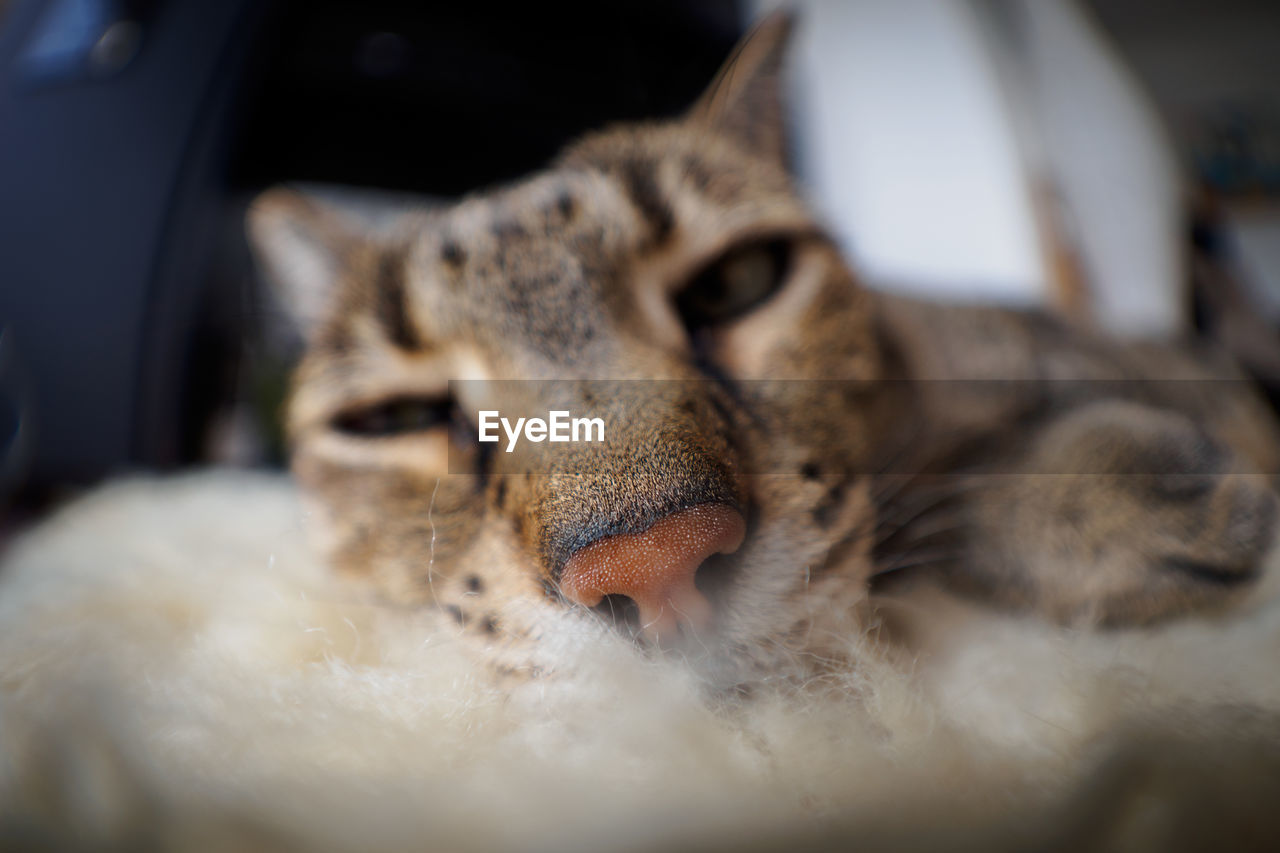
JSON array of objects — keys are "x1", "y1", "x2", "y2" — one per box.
[{"x1": 2, "y1": 470, "x2": 1280, "y2": 851}]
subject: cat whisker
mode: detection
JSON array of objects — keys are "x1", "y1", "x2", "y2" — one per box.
[
  {"x1": 872, "y1": 473, "x2": 993, "y2": 511},
  {"x1": 426, "y1": 477, "x2": 441, "y2": 585},
  {"x1": 667, "y1": 599, "x2": 714, "y2": 662},
  {"x1": 874, "y1": 545, "x2": 965, "y2": 577},
  {"x1": 871, "y1": 478, "x2": 998, "y2": 548},
  {"x1": 886, "y1": 515, "x2": 970, "y2": 548}
]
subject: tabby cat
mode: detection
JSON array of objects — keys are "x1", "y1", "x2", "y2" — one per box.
[{"x1": 247, "y1": 15, "x2": 1278, "y2": 688}]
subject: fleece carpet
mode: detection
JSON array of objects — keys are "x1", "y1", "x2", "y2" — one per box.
[{"x1": 2, "y1": 470, "x2": 1279, "y2": 851}]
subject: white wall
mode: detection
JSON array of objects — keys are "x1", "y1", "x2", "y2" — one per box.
[
  {"x1": 756, "y1": 0, "x2": 1185, "y2": 336},
  {"x1": 778, "y1": 0, "x2": 1047, "y2": 305}
]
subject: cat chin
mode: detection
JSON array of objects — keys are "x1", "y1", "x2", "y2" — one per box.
[{"x1": 492, "y1": 575, "x2": 820, "y2": 691}]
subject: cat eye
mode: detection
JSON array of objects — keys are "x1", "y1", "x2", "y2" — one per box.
[
  {"x1": 675, "y1": 238, "x2": 793, "y2": 328},
  {"x1": 332, "y1": 396, "x2": 454, "y2": 437}
]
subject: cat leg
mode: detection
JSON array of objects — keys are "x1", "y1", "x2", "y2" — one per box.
[{"x1": 957, "y1": 400, "x2": 1278, "y2": 625}]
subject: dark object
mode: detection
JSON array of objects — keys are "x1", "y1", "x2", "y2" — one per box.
[
  {"x1": 16, "y1": 0, "x2": 159, "y2": 84},
  {"x1": 0, "y1": 0, "x2": 742, "y2": 497}
]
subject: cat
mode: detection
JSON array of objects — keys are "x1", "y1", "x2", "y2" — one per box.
[{"x1": 247, "y1": 14, "x2": 1279, "y2": 688}]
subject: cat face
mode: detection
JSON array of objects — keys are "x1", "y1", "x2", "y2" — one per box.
[{"x1": 249, "y1": 17, "x2": 890, "y2": 684}]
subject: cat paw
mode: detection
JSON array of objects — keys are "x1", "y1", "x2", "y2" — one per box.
[{"x1": 972, "y1": 400, "x2": 1278, "y2": 625}]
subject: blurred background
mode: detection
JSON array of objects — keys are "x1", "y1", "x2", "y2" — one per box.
[{"x1": 0, "y1": 0, "x2": 1278, "y2": 521}]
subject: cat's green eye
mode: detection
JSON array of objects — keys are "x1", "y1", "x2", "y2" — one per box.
[
  {"x1": 675, "y1": 238, "x2": 793, "y2": 329},
  {"x1": 332, "y1": 396, "x2": 453, "y2": 438}
]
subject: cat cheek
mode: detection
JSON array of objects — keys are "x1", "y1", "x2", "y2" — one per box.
[{"x1": 297, "y1": 492, "x2": 343, "y2": 560}]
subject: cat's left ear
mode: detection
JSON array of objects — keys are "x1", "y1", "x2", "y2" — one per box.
[
  {"x1": 688, "y1": 11, "x2": 795, "y2": 169},
  {"x1": 246, "y1": 188, "x2": 360, "y2": 338}
]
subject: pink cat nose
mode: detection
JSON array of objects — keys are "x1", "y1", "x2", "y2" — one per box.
[{"x1": 560, "y1": 504, "x2": 746, "y2": 642}]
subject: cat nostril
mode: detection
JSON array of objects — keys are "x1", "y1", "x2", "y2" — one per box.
[
  {"x1": 560, "y1": 504, "x2": 746, "y2": 643},
  {"x1": 592, "y1": 594, "x2": 642, "y2": 633}
]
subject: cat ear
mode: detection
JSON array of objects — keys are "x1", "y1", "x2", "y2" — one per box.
[
  {"x1": 688, "y1": 11, "x2": 796, "y2": 168},
  {"x1": 246, "y1": 188, "x2": 358, "y2": 336}
]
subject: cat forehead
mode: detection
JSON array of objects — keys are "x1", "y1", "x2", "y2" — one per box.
[
  {"x1": 428, "y1": 167, "x2": 639, "y2": 256},
  {"x1": 410, "y1": 124, "x2": 808, "y2": 276}
]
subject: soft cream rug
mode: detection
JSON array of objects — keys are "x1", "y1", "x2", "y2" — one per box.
[{"x1": 2, "y1": 470, "x2": 1279, "y2": 851}]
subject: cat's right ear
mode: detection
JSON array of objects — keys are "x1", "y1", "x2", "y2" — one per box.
[
  {"x1": 688, "y1": 11, "x2": 796, "y2": 168},
  {"x1": 246, "y1": 188, "x2": 356, "y2": 336}
]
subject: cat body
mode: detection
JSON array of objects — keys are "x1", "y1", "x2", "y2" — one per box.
[{"x1": 248, "y1": 16, "x2": 1278, "y2": 687}]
